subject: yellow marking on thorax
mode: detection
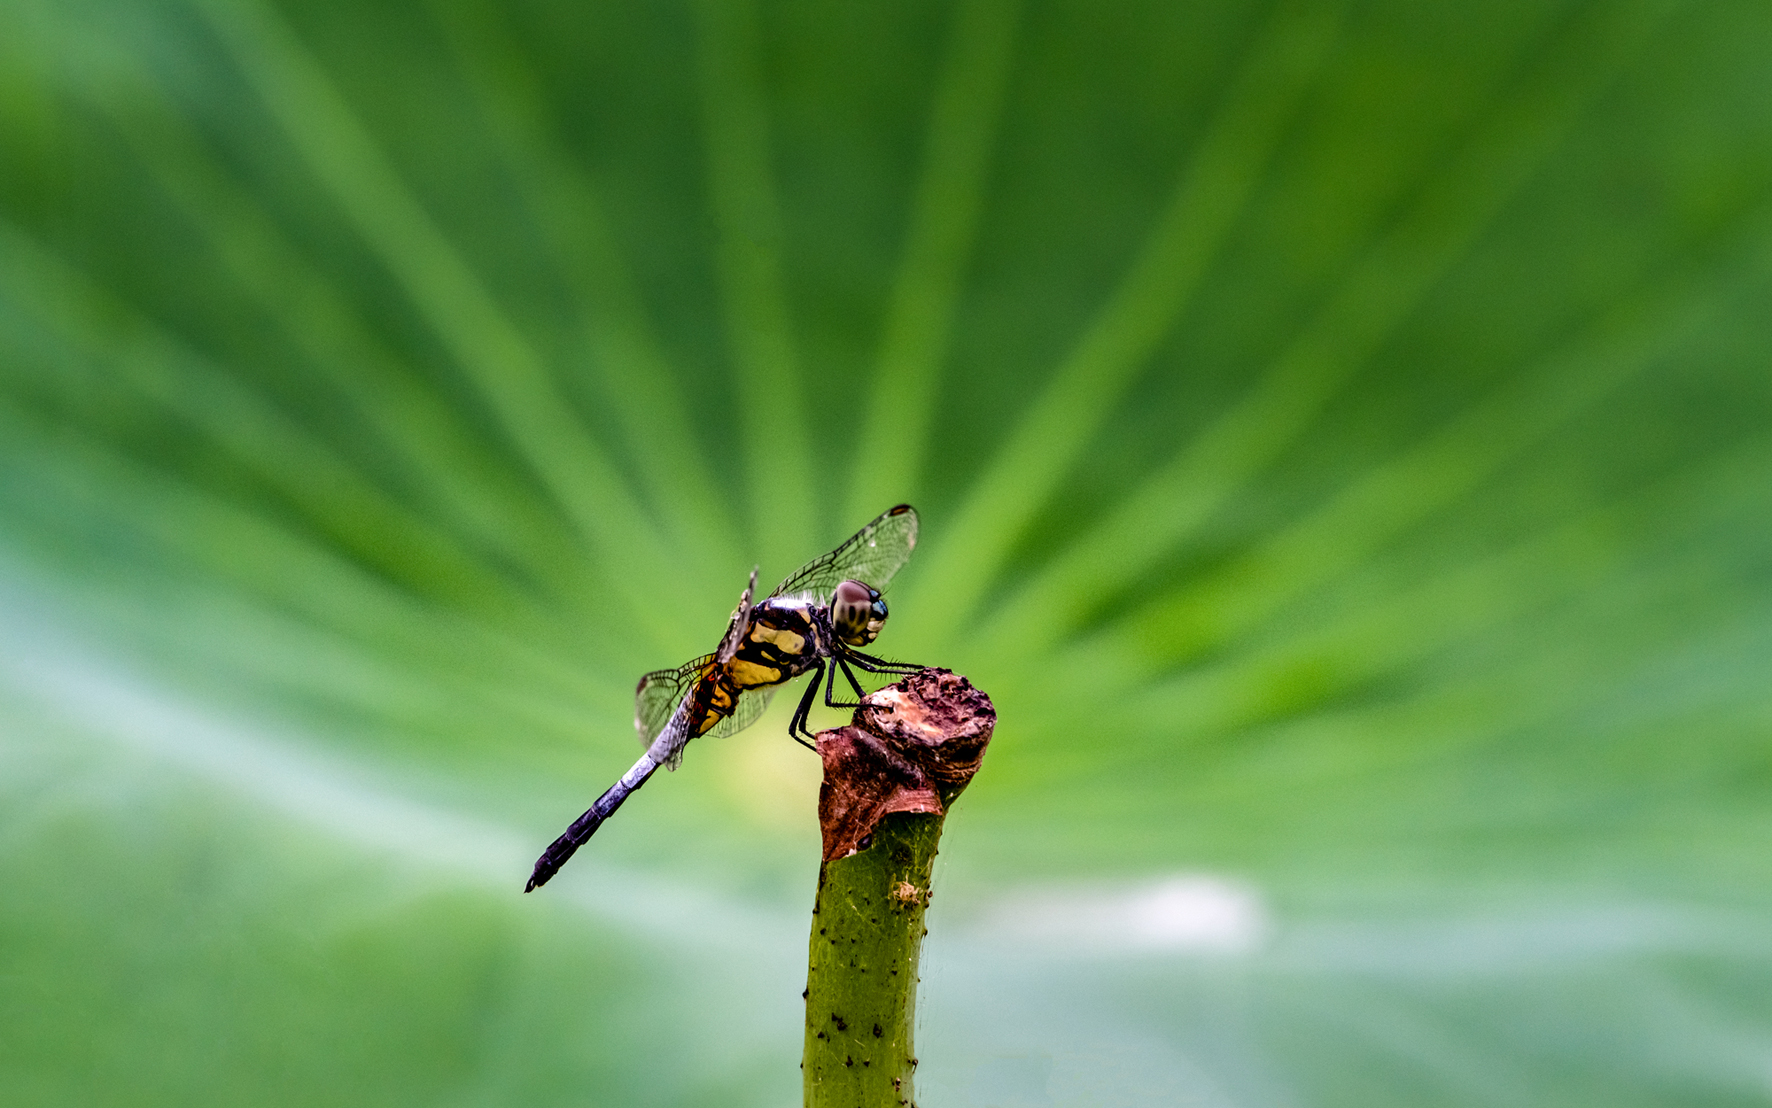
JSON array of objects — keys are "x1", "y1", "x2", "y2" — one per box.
[
  {"x1": 748, "y1": 623, "x2": 806, "y2": 656},
  {"x1": 727, "y1": 658, "x2": 782, "y2": 689}
]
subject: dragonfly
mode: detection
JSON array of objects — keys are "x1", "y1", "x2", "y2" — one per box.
[{"x1": 526, "y1": 504, "x2": 923, "y2": 891}]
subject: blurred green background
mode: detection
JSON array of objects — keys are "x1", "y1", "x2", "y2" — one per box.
[{"x1": 3, "y1": 0, "x2": 1771, "y2": 1103}]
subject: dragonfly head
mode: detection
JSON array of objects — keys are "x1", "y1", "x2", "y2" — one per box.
[{"x1": 832, "y1": 579, "x2": 888, "y2": 646}]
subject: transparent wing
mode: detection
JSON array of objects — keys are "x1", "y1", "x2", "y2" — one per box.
[
  {"x1": 703, "y1": 686, "x2": 775, "y2": 741},
  {"x1": 634, "y1": 570, "x2": 758, "y2": 769},
  {"x1": 635, "y1": 656, "x2": 712, "y2": 748},
  {"x1": 770, "y1": 504, "x2": 919, "y2": 602},
  {"x1": 716, "y1": 568, "x2": 758, "y2": 663},
  {"x1": 634, "y1": 658, "x2": 776, "y2": 770}
]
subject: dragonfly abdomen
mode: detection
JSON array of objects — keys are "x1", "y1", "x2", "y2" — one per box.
[{"x1": 686, "y1": 671, "x2": 739, "y2": 738}]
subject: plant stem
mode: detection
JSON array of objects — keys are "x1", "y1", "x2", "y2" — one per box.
[
  {"x1": 803, "y1": 811, "x2": 938, "y2": 1106},
  {"x1": 801, "y1": 669, "x2": 994, "y2": 1108}
]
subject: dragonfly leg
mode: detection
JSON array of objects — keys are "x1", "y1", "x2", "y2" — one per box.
[
  {"x1": 843, "y1": 648, "x2": 924, "y2": 675},
  {"x1": 788, "y1": 660, "x2": 824, "y2": 749},
  {"x1": 821, "y1": 652, "x2": 867, "y2": 709},
  {"x1": 832, "y1": 655, "x2": 868, "y2": 698}
]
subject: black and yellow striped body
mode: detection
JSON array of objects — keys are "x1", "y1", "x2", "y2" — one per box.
[
  {"x1": 684, "y1": 598, "x2": 828, "y2": 739},
  {"x1": 525, "y1": 504, "x2": 921, "y2": 892}
]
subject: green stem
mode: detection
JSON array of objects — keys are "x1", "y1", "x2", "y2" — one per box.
[
  {"x1": 799, "y1": 668, "x2": 994, "y2": 1108},
  {"x1": 803, "y1": 811, "x2": 939, "y2": 1107}
]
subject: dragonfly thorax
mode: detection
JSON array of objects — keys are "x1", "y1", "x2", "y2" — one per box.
[{"x1": 725, "y1": 596, "x2": 828, "y2": 693}]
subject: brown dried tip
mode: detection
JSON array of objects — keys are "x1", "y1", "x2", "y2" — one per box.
[{"x1": 815, "y1": 668, "x2": 995, "y2": 862}]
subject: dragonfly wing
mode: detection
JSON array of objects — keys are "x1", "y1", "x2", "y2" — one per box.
[
  {"x1": 770, "y1": 504, "x2": 918, "y2": 603},
  {"x1": 716, "y1": 568, "x2": 759, "y2": 664},
  {"x1": 702, "y1": 686, "x2": 776, "y2": 742},
  {"x1": 634, "y1": 649, "x2": 774, "y2": 771},
  {"x1": 635, "y1": 655, "x2": 713, "y2": 751},
  {"x1": 652, "y1": 694, "x2": 698, "y2": 771},
  {"x1": 646, "y1": 677, "x2": 773, "y2": 769}
]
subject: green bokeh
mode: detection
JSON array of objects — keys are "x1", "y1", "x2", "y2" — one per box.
[{"x1": 2, "y1": 0, "x2": 1770, "y2": 1104}]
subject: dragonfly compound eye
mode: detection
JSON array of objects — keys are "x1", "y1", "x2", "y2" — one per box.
[{"x1": 832, "y1": 579, "x2": 885, "y2": 646}]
